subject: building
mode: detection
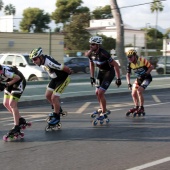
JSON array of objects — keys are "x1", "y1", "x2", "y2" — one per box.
[
  {"x1": 86, "y1": 18, "x2": 145, "y2": 48},
  {"x1": 0, "y1": 15, "x2": 13, "y2": 32}
]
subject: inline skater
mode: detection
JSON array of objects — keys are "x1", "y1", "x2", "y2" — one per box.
[
  {"x1": 126, "y1": 49, "x2": 154, "y2": 117},
  {"x1": 0, "y1": 65, "x2": 28, "y2": 141},
  {"x1": 29, "y1": 47, "x2": 72, "y2": 130},
  {"x1": 85, "y1": 36, "x2": 121, "y2": 124}
]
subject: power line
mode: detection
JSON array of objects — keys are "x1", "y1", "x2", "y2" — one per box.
[{"x1": 119, "y1": 0, "x2": 166, "y2": 9}]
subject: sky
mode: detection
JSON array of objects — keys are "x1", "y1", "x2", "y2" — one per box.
[{"x1": 0, "y1": 0, "x2": 169, "y2": 31}]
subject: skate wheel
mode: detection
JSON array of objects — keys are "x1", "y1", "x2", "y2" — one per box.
[
  {"x1": 62, "y1": 111, "x2": 67, "y2": 117},
  {"x1": 90, "y1": 114, "x2": 96, "y2": 118},
  {"x1": 57, "y1": 123, "x2": 62, "y2": 129},
  {"x1": 92, "y1": 120, "x2": 98, "y2": 126},
  {"x1": 133, "y1": 113, "x2": 137, "y2": 117},
  {"x1": 106, "y1": 118, "x2": 110, "y2": 124},
  {"x1": 3, "y1": 135, "x2": 8, "y2": 142},
  {"x1": 126, "y1": 112, "x2": 131, "y2": 117},
  {"x1": 27, "y1": 122, "x2": 32, "y2": 127},
  {"x1": 21, "y1": 126, "x2": 26, "y2": 130},
  {"x1": 45, "y1": 125, "x2": 52, "y2": 132},
  {"x1": 20, "y1": 132, "x2": 24, "y2": 138},
  {"x1": 100, "y1": 120, "x2": 104, "y2": 125}
]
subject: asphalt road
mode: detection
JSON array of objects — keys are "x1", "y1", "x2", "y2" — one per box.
[{"x1": 0, "y1": 89, "x2": 170, "y2": 170}]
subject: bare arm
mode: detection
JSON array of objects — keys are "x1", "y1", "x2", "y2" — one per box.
[{"x1": 62, "y1": 65, "x2": 72, "y2": 75}]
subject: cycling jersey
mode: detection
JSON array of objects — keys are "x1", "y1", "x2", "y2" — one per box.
[
  {"x1": 88, "y1": 48, "x2": 115, "y2": 90},
  {"x1": 0, "y1": 65, "x2": 26, "y2": 100},
  {"x1": 127, "y1": 57, "x2": 152, "y2": 77},
  {"x1": 41, "y1": 55, "x2": 68, "y2": 80},
  {"x1": 89, "y1": 48, "x2": 114, "y2": 71}
]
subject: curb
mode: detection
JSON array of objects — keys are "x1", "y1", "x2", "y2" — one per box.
[{"x1": 0, "y1": 87, "x2": 169, "y2": 110}]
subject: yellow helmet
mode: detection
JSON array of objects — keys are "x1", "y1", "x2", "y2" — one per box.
[{"x1": 126, "y1": 49, "x2": 137, "y2": 57}]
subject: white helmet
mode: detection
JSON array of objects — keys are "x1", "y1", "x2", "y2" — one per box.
[
  {"x1": 29, "y1": 47, "x2": 43, "y2": 59},
  {"x1": 89, "y1": 36, "x2": 102, "y2": 44}
]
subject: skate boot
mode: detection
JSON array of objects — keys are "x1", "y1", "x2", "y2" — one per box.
[
  {"x1": 45, "y1": 113, "x2": 62, "y2": 131},
  {"x1": 90, "y1": 108, "x2": 102, "y2": 118},
  {"x1": 19, "y1": 117, "x2": 31, "y2": 130},
  {"x1": 133, "y1": 106, "x2": 145, "y2": 117},
  {"x1": 126, "y1": 106, "x2": 139, "y2": 117},
  {"x1": 51, "y1": 105, "x2": 67, "y2": 117},
  {"x1": 3, "y1": 125, "x2": 24, "y2": 142}
]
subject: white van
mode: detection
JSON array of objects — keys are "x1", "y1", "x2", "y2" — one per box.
[{"x1": 0, "y1": 53, "x2": 49, "y2": 81}]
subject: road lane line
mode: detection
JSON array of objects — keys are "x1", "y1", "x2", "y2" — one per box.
[
  {"x1": 152, "y1": 95, "x2": 161, "y2": 103},
  {"x1": 76, "y1": 102, "x2": 91, "y2": 113},
  {"x1": 126, "y1": 156, "x2": 170, "y2": 170}
]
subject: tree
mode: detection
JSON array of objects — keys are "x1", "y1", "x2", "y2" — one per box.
[
  {"x1": 110, "y1": 0, "x2": 127, "y2": 75},
  {"x1": 0, "y1": 0, "x2": 4, "y2": 11},
  {"x1": 150, "y1": 0, "x2": 164, "y2": 47},
  {"x1": 91, "y1": 5, "x2": 113, "y2": 19},
  {"x1": 4, "y1": 4, "x2": 16, "y2": 15},
  {"x1": 20, "y1": 8, "x2": 51, "y2": 33},
  {"x1": 51, "y1": 0, "x2": 85, "y2": 24},
  {"x1": 64, "y1": 13, "x2": 91, "y2": 50}
]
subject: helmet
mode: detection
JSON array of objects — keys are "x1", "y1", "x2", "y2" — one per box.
[
  {"x1": 126, "y1": 49, "x2": 137, "y2": 57},
  {"x1": 29, "y1": 47, "x2": 43, "y2": 59},
  {"x1": 89, "y1": 36, "x2": 102, "y2": 44}
]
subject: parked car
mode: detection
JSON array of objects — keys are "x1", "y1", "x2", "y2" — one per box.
[
  {"x1": 64, "y1": 57, "x2": 90, "y2": 74},
  {"x1": 144, "y1": 56, "x2": 160, "y2": 68},
  {"x1": 156, "y1": 56, "x2": 170, "y2": 74},
  {"x1": 0, "y1": 53, "x2": 49, "y2": 81}
]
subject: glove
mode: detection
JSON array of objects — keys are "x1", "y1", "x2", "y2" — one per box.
[
  {"x1": 128, "y1": 83, "x2": 132, "y2": 89},
  {"x1": 90, "y1": 77, "x2": 96, "y2": 86},
  {"x1": 115, "y1": 78, "x2": 121, "y2": 87}
]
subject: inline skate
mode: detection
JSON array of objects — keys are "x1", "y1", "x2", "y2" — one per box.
[
  {"x1": 90, "y1": 108, "x2": 102, "y2": 118},
  {"x1": 19, "y1": 117, "x2": 32, "y2": 130},
  {"x1": 126, "y1": 106, "x2": 139, "y2": 117},
  {"x1": 92, "y1": 111, "x2": 110, "y2": 126},
  {"x1": 3, "y1": 125, "x2": 24, "y2": 142},
  {"x1": 133, "y1": 107, "x2": 145, "y2": 117},
  {"x1": 45, "y1": 113, "x2": 62, "y2": 131}
]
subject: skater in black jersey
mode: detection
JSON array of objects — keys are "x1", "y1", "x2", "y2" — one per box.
[{"x1": 85, "y1": 36, "x2": 121, "y2": 123}]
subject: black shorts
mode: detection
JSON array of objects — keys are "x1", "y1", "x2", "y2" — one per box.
[
  {"x1": 47, "y1": 76, "x2": 70, "y2": 96},
  {"x1": 5, "y1": 78, "x2": 26, "y2": 101},
  {"x1": 96, "y1": 68, "x2": 115, "y2": 91}
]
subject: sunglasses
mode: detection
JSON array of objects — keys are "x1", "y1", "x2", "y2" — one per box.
[
  {"x1": 32, "y1": 57, "x2": 39, "y2": 61},
  {"x1": 90, "y1": 43, "x2": 96, "y2": 46}
]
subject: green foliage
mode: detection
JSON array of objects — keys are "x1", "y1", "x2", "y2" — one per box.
[
  {"x1": 147, "y1": 28, "x2": 163, "y2": 39},
  {"x1": 150, "y1": 0, "x2": 164, "y2": 13},
  {"x1": 4, "y1": 4, "x2": 16, "y2": 15},
  {"x1": 98, "y1": 34, "x2": 116, "y2": 51},
  {"x1": 20, "y1": 8, "x2": 51, "y2": 33},
  {"x1": 0, "y1": 0, "x2": 4, "y2": 11},
  {"x1": 64, "y1": 13, "x2": 91, "y2": 50},
  {"x1": 51, "y1": 0, "x2": 84, "y2": 24},
  {"x1": 91, "y1": 5, "x2": 112, "y2": 19}
]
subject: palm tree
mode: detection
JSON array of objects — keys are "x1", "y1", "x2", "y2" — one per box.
[
  {"x1": 4, "y1": 4, "x2": 16, "y2": 15},
  {"x1": 0, "y1": 0, "x2": 4, "y2": 11},
  {"x1": 150, "y1": 0, "x2": 164, "y2": 47},
  {"x1": 110, "y1": 0, "x2": 127, "y2": 75}
]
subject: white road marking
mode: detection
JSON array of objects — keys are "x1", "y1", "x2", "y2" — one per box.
[
  {"x1": 152, "y1": 95, "x2": 161, "y2": 103},
  {"x1": 126, "y1": 156, "x2": 170, "y2": 170},
  {"x1": 76, "y1": 102, "x2": 91, "y2": 113}
]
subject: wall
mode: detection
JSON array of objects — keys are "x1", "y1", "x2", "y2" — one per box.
[{"x1": 0, "y1": 32, "x2": 64, "y2": 64}]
